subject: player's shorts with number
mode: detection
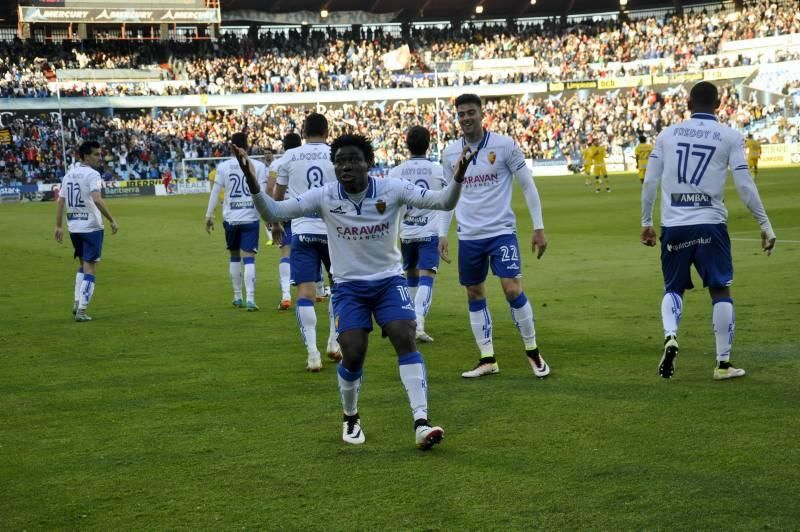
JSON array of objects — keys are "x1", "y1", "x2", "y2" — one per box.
[
  {"x1": 290, "y1": 233, "x2": 331, "y2": 284},
  {"x1": 224, "y1": 220, "x2": 260, "y2": 253},
  {"x1": 660, "y1": 223, "x2": 732, "y2": 292},
  {"x1": 401, "y1": 237, "x2": 440, "y2": 272},
  {"x1": 70, "y1": 230, "x2": 104, "y2": 262},
  {"x1": 458, "y1": 233, "x2": 522, "y2": 286},
  {"x1": 332, "y1": 275, "x2": 416, "y2": 334}
]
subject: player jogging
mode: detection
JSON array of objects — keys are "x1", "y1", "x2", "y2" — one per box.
[
  {"x1": 234, "y1": 133, "x2": 471, "y2": 450},
  {"x1": 205, "y1": 132, "x2": 268, "y2": 311},
  {"x1": 641, "y1": 81, "x2": 777, "y2": 380},
  {"x1": 54, "y1": 140, "x2": 119, "y2": 322},
  {"x1": 634, "y1": 135, "x2": 654, "y2": 184},
  {"x1": 440, "y1": 93, "x2": 551, "y2": 379},
  {"x1": 388, "y1": 126, "x2": 448, "y2": 343},
  {"x1": 746, "y1": 133, "x2": 762, "y2": 178}
]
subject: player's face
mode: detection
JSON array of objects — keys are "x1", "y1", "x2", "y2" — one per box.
[
  {"x1": 334, "y1": 145, "x2": 369, "y2": 192},
  {"x1": 83, "y1": 148, "x2": 102, "y2": 169},
  {"x1": 264, "y1": 150, "x2": 274, "y2": 164},
  {"x1": 456, "y1": 103, "x2": 483, "y2": 138}
]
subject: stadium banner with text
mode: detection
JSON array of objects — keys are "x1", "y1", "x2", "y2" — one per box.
[
  {"x1": 651, "y1": 72, "x2": 704, "y2": 85},
  {"x1": 703, "y1": 65, "x2": 758, "y2": 81},
  {"x1": 0, "y1": 186, "x2": 23, "y2": 203},
  {"x1": 102, "y1": 184, "x2": 155, "y2": 199},
  {"x1": 175, "y1": 179, "x2": 210, "y2": 195},
  {"x1": 20, "y1": 6, "x2": 220, "y2": 23},
  {"x1": 0, "y1": 128, "x2": 11, "y2": 145},
  {"x1": 759, "y1": 143, "x2": 800, "y2": 168},
  {"x1": 597, "y1": 75, "x2": 652, "y2": 89}
]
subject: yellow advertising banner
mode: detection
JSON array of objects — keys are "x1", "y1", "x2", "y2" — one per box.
[
  {"x1": 597, "y1": 75, "x2": 651, "y2": 89},
  {"x1": 759, "y1": 143, "x2": 800, "y2": 168}
]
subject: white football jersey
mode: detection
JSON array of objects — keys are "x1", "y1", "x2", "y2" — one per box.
[
  {"x1": 388, "y1": 157, "x2": 447, "y2": 240},
  {"x1": 61, "y1": 162, "x2": 104, "y2": 233},
  {"x1": 253, "y1": 177, "x2": 460, "y2": 283},
  {"x1": 214, "y1": 157, "x2": 268, "y2": 224},
  {"x1": 276, "y1": 142, "x2": 333, "y2": 235},
  {"x1": 642, "y1": 112, "x2": 772, "y2": 230},
  {"x1": 442, "y1": 131, "x2": 529, "y2": 240}
]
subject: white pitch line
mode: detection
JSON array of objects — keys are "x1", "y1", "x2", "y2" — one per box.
[{"x1": 732, "y1": 238, "x2": 800, "y2": 243}]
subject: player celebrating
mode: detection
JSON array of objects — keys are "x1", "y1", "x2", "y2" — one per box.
[
  {"x1": 54, "y1": 140, "x2": 119, "y2": 322},
  {"x1": 269, "y1": 133, "x2": 302, "y2": 310},
  {"x1": 592, "y1": 136, "x2": 611, "y2": 193},
  {"x1": 388, "y1": 126, "x2": 448, "y2": 343},
  {"x1": 205, "y1": 132, "x2": 268, "y2": 311},
  {"x1": 641, "y1": 81, "x2": 777, "y2": 380},
  {"x1": 440, "y1": 93, "x2": 550, "y2": 379},
  {"x1": 746, "y1": 133, "x2": 762, "y2": 178},
  {"x1": 233, "y1": 134, "x2": 470, "y2": 450},
  {"x1": 272, "y1": 114, "x2": 339, "y2": 371},
  {"x1": 634, "y1": 135, "x2": 654, "y2": 184}
]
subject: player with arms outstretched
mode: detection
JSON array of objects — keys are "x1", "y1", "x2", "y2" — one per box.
[
  {"x1": 234, "y1": 134, "x2": 470, "y2": 450},
  {"x1": 634, "y1": 135, "x2": 653, "y2": 184},
  {"x1": 54, "y1": 140, "x2": 119, "y2": 322},
  {"x1": 641, "y1": 81, "x2": 777, "y2": 380}
]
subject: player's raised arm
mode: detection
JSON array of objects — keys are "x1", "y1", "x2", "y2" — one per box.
[
  {"x1": 729, "y1": 133, "x2": 776, "y2": 254},
  {"x1": 232, "y1": 143, "x2": 320, "y2": 223}
]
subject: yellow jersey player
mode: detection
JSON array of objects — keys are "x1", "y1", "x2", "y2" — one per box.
[
  {"x1": 581, "y1": 144, "x2": 594, "y2": 185},
  {"x1": 746, "y1": 134, "x2": 762, "y2": 178},
  {"x1": 634, "y1": 135, "x2": 654, "y2": 184},
  {"x1": 592, "y1": 137, "x2": 610, "y2": 193}
]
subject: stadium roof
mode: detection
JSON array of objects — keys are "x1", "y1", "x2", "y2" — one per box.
[{"x1": 2, "y1": 0, "x2": 719, "y2": 27}]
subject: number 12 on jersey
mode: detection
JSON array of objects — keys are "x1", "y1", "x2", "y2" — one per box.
[{"x1": 676, "y1": 142, "x2": 716, "y2": 185}]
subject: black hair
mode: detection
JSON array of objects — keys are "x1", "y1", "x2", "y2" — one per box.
[
  {"x1": 406, "y1": 126, "x2": 430, "y2": 156},
  {"x1": 303, "y1": 112, "x2": 328, "y2": 138},
  {"x1": 231, "y1": 132, "x2": 248, "y2": 150},
  {"x1": 78, "y1": 140, "x2": 100, "y2": 159},
  {"x1": 639, "y1": 135, "x2": 647, "y2": 143},
  {"x1": 689, "y1": 81, "x2": 719, "y2": 107},
  {"x1": 330, "y1": 134, "x2": 375, "y2": 167},
  {"x1": 455, "y1": 93, "x2": 483, "y2": 108},
  {"x1": 282, "y1": 133, "x2": 302, "y2": 151}
]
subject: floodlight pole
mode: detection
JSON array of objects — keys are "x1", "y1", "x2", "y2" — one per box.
[{"x1": 54, "y1": 69, "x2": 68, "y2": 174}]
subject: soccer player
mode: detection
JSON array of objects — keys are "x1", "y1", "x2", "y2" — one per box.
[
  {"x1": 440, "y1": 93, "x2": 551, "y2": 379},
  {"x1": 746, "y1": 133, "x2": 762, "y2": 178},
  {"x1": 233, "y1": 134, "x2": 471, "y2": 449},
  {"x1": 269, "y1": 133, "x2": 302, "y2": 309},
  {"x1": 272, "y1": 113, "x2": 339, "y2": 371},
  {"x1": 581, "y1": 142, "x2": 594, "y2": 186},
  {"x1": 592, "y1": 137, "x2": 611, "y2": 193},
  {"x1": 634, "y1": 135, "x2": 654, "y2": 184},
  {"x1": 388, "y1": 126, "x2": 447, "y2": 343},
  {"x1": 641, "y1": 81, "x2": 777, "y2": 380},
  {"x1": 205, "y1": 132, "x2": 268, "y2": 311},
  {"x1": 54, "y1": 140, "x2": 119, "y2": 322}
]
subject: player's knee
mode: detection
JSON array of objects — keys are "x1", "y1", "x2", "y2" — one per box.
[
  {"x1": 338, "y1": 331, "x2": 367, "y2": 370},
  {"x1": 466, "y1": 284, "x2": 485, "y2": 301},
  {"x1": 384, "y1": 320, "x2": 417, "y2": 354},
  {"x1": 500, "y1": 279, "x2": 522, "y2": 300},
  {"x1": 297, "y1": 282, "x2": 316, "y2": 299}
]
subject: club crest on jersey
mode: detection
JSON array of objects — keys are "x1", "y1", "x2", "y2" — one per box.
[
  {"x1": 376, "y1": 199, "x2": 386, "y2": 214},
  {"x1": 488, "y1": 151, "x2": 496, "y2": 165}
]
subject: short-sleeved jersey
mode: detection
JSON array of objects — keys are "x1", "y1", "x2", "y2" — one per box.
[
  {"x1": 635, "y1": 143, "x2": 654, "y2": 166},
  {"x1": 647, "y1": 112, "x2": 756, "y2": 227},
  {"x1": 592, "y1": 145, "x2": 607, "y2": 164},
  {"x1": 746, "y1": 139, "x2": 762, "y2": 159},
  {"x1": 276, "y1": 142, "x2": 333, "y2": 235},
  {"x1": 442, "y1": 131, "x2": 528, "y2": 241},
  {"x1": 261, "y1": 177, "x2": 456, "y2": 283},
  {"x1": 215, "y1": 157, "x2": 268, "y2": 224},
  {"x1": 61, "y1": 162, "x2": 103, "y2": 233},
  {"x1": 388, "y1": 157, "x2": 447, "y2": 240}
]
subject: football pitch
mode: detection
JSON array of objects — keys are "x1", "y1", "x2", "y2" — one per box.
[{"x1": 2, "y1": 168, "x2": 798, "y2": 529}]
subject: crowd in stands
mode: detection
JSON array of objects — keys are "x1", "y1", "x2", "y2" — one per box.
[
  {"x1": 1, "y1": 1, "x2": 798, "y2": 98},
  {"x1": 3, "y1": 82, "x2": 792, "y2": 185}
]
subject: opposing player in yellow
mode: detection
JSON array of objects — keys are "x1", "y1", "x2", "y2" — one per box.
[
  {"x1": 581, "y1": 143, "x2": 594, "y2": 186},
  {"x1": 592, "y1": 137, "x2": 610, "y2": 193},
  {"x1": 634, "y1": 135, "x2": 654, "y2": 184},
  {"x1": 746, "y1": 134, "x2": 761, "y2": 178}
]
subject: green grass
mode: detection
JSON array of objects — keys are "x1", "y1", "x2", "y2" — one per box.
[{"x1": 1, "y1": 168, "x2": 799, "y2": 530}]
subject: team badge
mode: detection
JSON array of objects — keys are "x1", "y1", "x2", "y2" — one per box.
[
  {"x1": 376, "y1": 199, "x2": 386, "y2": 214},
  {"x1": 488, "y1": 151, "x2": 496, "y2": 164},
  {"x1": 335, "y1": 315, "x2": 340, "y2": 330}
]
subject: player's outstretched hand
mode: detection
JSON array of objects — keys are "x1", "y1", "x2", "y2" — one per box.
[
  {"x1": 640, "y1": 226, "x2": 657, "y2": 247},
  {"x1": 230, "y1": 144, "x2": 261, "y2": 194},
  {"x1": 438, "y1": 236, "x2": 451, "y2": 264},
  {"x1": 110, "y1": 220, "x2": 119, "y2": 235},
  {"x1": 205, "y1": 217, "x2": 214, "y2": 234},
  {"x1": 453, "y1": 146, "x2": 475, "y2": 183},
  {"x1": 761, "y1": 230, "x2": 776, "y2": 256},
  {"x1": 54, "y1": 226, "x2": 63, "y2": 243},
  {"x1": 532, "y1": 229, "x2": 547, "y2": 259}
]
